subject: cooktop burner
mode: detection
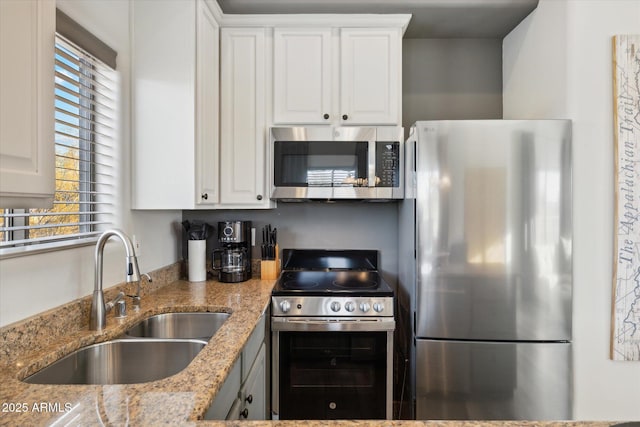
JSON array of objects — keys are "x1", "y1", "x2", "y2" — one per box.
[
  {"x1": 272, "y1": 250, "x2": 393, "y2": 297},
  {"x1": 333, "y1": 278, "x2": 378, "y2": 289},
  {"x1": 282, "y1": 271, "x2": 322, "y2": 289}
]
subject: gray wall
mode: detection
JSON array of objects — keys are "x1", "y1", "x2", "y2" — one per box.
[
  {"x1": 183, "y1": 202, "x2": 400, "y2": 283},
  {"x1": 403, "y1": 38, "x2": 503, "y2": 136}
]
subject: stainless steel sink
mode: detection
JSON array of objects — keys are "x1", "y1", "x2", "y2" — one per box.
[
  {"x1": 124, "y1": 312, "x2": 230, "y2": 339},
  {"x1": 23, "y1": 338, "x2": 206, "y2": 385}
]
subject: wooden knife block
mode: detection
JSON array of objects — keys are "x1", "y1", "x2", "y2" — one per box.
[{"x1": 260, "y1": 244, "x2": 280, "y2": 280}]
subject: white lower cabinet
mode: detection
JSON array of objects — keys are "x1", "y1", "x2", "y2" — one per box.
[
  {"x1": 225, "y1": 394, "x2": 243, "y2": 419},
  {"x1": 238, "y1": 344, "x2": 266, "y2": 419},
  {"x1": 204, "y1": 358, "x2": 241, "y2": 419},
  {"x1": 204, "y1": 314, "x2": 268, "y2": 420}
]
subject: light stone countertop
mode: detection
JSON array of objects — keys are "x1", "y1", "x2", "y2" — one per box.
[
  {"x1": 0, "y1": 269, "x2": 625, "y2": 427},
  {"x1": 0, "y1": 276, "x2": 274, "y2": 426}
]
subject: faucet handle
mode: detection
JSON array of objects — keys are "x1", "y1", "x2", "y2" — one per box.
[
  {"x1": 105, "y1": 291, "x2": 126, "y2": 317},
  {"x1": 114, "y1": 299, "x2": 127, "y2": 318}
]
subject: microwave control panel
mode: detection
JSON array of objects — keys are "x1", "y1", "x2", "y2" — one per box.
[{"x1": 375, "y1": 141, "x2": 400, "y2": 187}]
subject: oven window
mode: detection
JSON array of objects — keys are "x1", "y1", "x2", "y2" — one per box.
[
  {"x1": 278, "y1": 331, "x2": 387, "y2": 419},
  {"x1": 274, "y1": 141, "x2": 368, "y2": 187}
]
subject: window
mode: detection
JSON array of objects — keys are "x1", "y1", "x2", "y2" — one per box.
[{"x1": 0, "y1": 31, "x2": 117, "y2": 255}]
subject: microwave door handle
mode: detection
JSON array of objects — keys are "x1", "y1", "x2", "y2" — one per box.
[{"x1": 368, "y1": 140, "x2": 376, "y2": 187}]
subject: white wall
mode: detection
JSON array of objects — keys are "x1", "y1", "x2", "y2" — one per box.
[
  {"x1": 0, "y1": 0, "x2": 180, "y2": 327},
  {"x1": 503, "y1": 0, "x2": 640, "y2": 420}
]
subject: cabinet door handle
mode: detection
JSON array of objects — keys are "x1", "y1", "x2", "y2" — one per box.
[
  {"x1": 245, "y1": 394, "x2": 253, "y2": 404},
  {"x1": 240, "y1": 408, "x2": 249, "y2": 418},
  {"x1": 323, "y1": 113, "x2": 330, "y2": 120},
  {"x1": 201, "y1": 193, "x2": 208, "y2": 200},
  {"x1": 342, "y1": 114, "x2": 348, "y2": 120},
  {"x1": 256, "y1": 194, "x2": 263, "y2": 201}
]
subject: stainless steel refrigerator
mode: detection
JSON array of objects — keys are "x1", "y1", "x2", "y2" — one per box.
[{"x1": 398, "y1": 120, "x2": 573, "y2": 420}]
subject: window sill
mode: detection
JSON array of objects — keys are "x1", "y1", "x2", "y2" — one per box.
[{"x1": 0, "y1": 237, "x2": 98, "y2": 260}]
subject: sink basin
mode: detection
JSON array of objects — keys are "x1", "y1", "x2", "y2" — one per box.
[
  {"x1": 125, "y1": 312, "x2": 230, "y2": 339},
  {"x1": 23, "y1": 338, "x2": 206, "y2": 385}
]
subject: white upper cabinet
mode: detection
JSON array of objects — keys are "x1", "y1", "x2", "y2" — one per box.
[
  {"x1": 132, "y1": 0, "x2": 220, "y2": 209},
  {"x1": 272, "y1": 26, "x2": 403, "y2": 126},
  {"x1": 196, "y1": 1, "x2": 220, "y2": 206},
  {"x1": 219, "y1": 28, "x2": 272, "y2": 208},
  {"x1": 0, "y1": 0, "x2": 55, "y2": 208},
  {"x1": 131, "y1": 11, "x2": 407, "y2": 209},
  {"x1": 273, "y1": 29, "x2": 332, "y2": 125},
  {"x1": 340, "y1": 28, "x2": 401, "y2": 125}
]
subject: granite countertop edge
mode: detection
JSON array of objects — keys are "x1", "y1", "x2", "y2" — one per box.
[{"x1": 0, "y1": 277, "x2": 275, "y2": 426}]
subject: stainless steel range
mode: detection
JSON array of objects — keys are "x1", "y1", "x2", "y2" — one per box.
[{"x1": 271, "y1": 249, "x2": 395, "y2": 420}]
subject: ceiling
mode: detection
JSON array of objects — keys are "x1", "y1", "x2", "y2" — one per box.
[{"x1": 215, "y1": 0, "x2": 539, "y2": 38}]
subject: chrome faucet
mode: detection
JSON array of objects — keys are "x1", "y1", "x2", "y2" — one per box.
[{"x1": 90, "y1": 229, "x2": 141, "y2": 330}]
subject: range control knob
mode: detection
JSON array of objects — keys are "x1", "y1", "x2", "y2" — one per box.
[
  {"x1": 344, "y1": 301, "x2": 356, "y2": 312},
  {"x1": 373, "y1": 303, "x2": 384, "y2": 313},
  {"x1": 359, "y1": 302, "x2": 371, "y2": 313},
  {"x1": 279, "y1": 300, "x2": 291, "y2": 313},
  {"x1": 330, "y1": 301, "x2": 341, "y2": 312}
]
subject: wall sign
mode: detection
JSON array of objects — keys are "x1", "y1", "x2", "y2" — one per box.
[{"x1": 612, "y1": 34, "x2": 640, "y2": 361}]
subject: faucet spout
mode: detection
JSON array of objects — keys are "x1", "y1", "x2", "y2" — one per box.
[{"x1": 90, "y1": 229, "x2": 141, "y2": 330}]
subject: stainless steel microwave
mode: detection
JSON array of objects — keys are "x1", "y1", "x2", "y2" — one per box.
[{"x1": 270, "y1": 127, "x2": 403, "y2": 200}]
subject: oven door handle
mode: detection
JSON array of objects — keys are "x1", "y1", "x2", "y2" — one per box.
[{"x1": 271, "y1": 317, "x2": 395, "y2": 332}]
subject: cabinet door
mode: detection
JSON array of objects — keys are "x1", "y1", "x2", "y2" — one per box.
[
  {"x1": 273, "y1": 29, "x2": 332, "y2": 125},
  {"x1": 0, "y1": 0, "x2": 55, "y2": 208},
  {"x1": 203, "y1": 358, "x2": 241, "y2": 420},
  {"x1": 242, "y1": 313, "x2": 266, "y2": 382},
  {"x1": 226, "y1": 398, "x2": 242, "y2": 420},
  {"x1": 132, "y1": 0, "x2": 221, "y2": 209},
  {"x1": 340, "y1": 28, "x2": 401, "y2": 125},
  {"x1": 132, "y1": 0, "x2": 197, "y2": 209},
  {"x1": 195, "y1": 0, "x2": 220, "y2": 206},
  {"x1": 220, "y1": 28, "x2": 270, "y2": 207},
  {"x1": 239, "y1": 344, "x2": 266, "y2": 420}
]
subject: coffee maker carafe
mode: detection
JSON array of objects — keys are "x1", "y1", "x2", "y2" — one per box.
[{"x1": 213, "y1": 221, "x2": 251, "y2": 283}]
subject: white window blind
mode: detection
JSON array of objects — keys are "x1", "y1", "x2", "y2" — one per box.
[{"x1": 0, "y1": 34, "x2": 117, "y2": 251}]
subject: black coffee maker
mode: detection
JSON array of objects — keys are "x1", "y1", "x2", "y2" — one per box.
[{"x1": 212, "y1": 221, "x2": 252, "y2": 283}]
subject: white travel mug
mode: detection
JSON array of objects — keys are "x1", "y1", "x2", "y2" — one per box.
[{"x1": 188, "y1": 240, "x2": 206, "y2": 282}]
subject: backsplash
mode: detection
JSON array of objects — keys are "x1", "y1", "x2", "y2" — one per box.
[
  {"x1": 182, "y1": 202, "x2": 400, "y2": 283},
  {"x1": 0, "y1": 262, "x2": 181, "y2": 366}
]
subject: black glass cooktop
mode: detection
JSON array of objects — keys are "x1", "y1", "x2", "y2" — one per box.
[
  {"x1": 272, "y1": 270, "x2": 393, "y2": 296},
  {"x1": 272, "y1": 249, "x2": 394, "y2": 297}
]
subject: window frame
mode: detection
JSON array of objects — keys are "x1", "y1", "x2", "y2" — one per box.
[{"x1": 0, "y1": 24, "x2": 118, "y2": 259}]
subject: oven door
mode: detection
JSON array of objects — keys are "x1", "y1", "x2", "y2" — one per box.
[{"x1": 271, "y1": 317, "x2": 394, "y2": 420}]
